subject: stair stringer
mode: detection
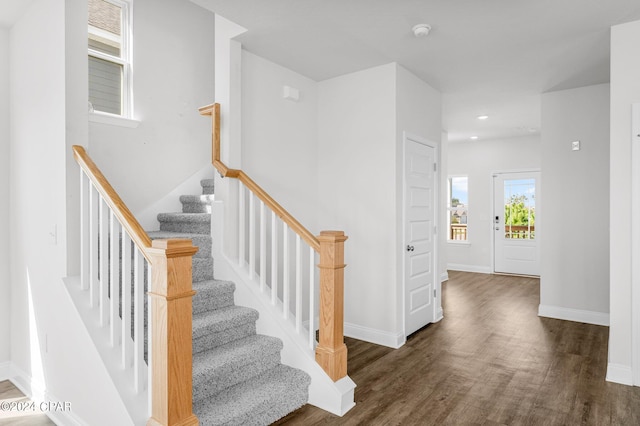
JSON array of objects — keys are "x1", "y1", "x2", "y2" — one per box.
[{"x1": 211, "y1": 200, "x2": 356, "y2": 416}]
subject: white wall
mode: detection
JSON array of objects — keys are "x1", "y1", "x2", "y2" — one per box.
[
  {"x1": 88, "y1": 0, "x2": 215, "y2": 217},
  {"x1": 446, "y1": 135, "x2": 541, "y2": 272},
  {"x1": 317, "y1": 63, "x2": 442, "y2": 346},
  {"x1": 395, "y1": 64, "x2": 443, "y2": 328},
  {"x1": 318, "y1": 64, "x2": 399, "y2": 342},
  {"x1": 8, "y1": 1, "x2": 134, "y2": 423},
  {"x1": 0, "y1": 27, "x2": 10, "y2": 363},
  {"x1": 241, "y1": 51, "x2": 318, "y2": 230},
  {"x1": 609, "y1": 19, "x2": 640, "y2": 383},
  {"x1": 540, "y1": 84, "x2": 610, "y2": 323}
]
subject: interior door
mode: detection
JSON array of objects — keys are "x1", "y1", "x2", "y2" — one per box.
[
  {"x1": 404, "y1": 136, "x2": 437, "y2": 336},
  {"x1": 493, "y1": 172, "x2": 540, "y2": 276}
]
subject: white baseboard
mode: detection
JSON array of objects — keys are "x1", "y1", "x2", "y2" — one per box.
[
  {"x1": 344, "y1": 323, "x2": 405, "y2": 349},
  {"x1": 440, "y1": 271, "x2": 449, "y2": 282},
  {"x1": 606, "y1": 363, "x2": 634, "y2": 386},
  {"x1": 447, "y1": 263, "x2": 492, "y2": 274},
  {"x1": 538, "y1": 304, "x2": 610, "y2": 326}
]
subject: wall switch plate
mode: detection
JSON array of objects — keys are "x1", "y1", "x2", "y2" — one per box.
[{"x1": 572, "y1": 140, "x2": 581, "y2": 151}]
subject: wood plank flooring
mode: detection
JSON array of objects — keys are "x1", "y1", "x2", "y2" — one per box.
[
  {"x1": 274, "y1": 271, "x2": 640, "y2": 425},
  {"x1": 0, "y1": 381, "x2": 55, "y2": 426}
]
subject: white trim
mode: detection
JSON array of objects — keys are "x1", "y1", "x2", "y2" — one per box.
[
  {"x1": 606, "y1": 363, "x2": 634, "y2": 386},
  {"x1": 344, "y1": 322, "x2": 405, "y2": 349},
  {"x1": 447, "y1": 263, "x2": 492, "y2": 274},
  {"x1": 89, "y1": 111, "x2": 140, "y2": 128},
  {"x1": 632, "y1": 103, "x2": 640, "y2": 386},
  {"x1": 538, "y1": 304, "x2": 610, "y2": 326},
  {"x1": 440, "y1": 271, "x2": 449, "y2": 282}
]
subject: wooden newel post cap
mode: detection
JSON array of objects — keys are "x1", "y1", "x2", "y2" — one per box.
[{"x1": 318, "y1": 230, "x2": 348, "y2": 242}]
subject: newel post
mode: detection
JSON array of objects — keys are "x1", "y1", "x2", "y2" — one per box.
[
  {"x1": 147, "y1": 239, "x2": 199, "y2": 426},
  {"x1": 315, "y1": 231, "x2": 348, "y2": 382}
]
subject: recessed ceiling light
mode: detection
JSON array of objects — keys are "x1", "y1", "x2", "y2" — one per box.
[
  {"x1": 470, "y1": 136, "x2": 479, "y2": 140},
  {"x1": 477, "y1": 115, "x2": 489, "y2": 120}
]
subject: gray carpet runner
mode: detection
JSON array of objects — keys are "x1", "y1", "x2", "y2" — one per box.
[{"x1": 148, "y1": 178, "x2": 310, "y2": 425}]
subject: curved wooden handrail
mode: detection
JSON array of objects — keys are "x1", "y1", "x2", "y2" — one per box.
[
  {"x1": 72, "y1": 145, "x2": 153, "y2": 263},
  {"x1": 199, "y1": 104, "x2": 320, "y2": 252}
]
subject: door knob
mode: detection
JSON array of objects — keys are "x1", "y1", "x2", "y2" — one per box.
[{"x1": 406, "y1": 245, "x2": 415, "y2": 252}]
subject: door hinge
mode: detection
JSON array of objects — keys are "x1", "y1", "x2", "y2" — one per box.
[
  {"x1": 434, "y1": 288, "x2": 437, "y2": 298},
  {"x1": 433, "y1": 163, "x2": 437, "y2": 172},
  {"x1": 434, "y1": 225, "x2": 437, "y2": 235}
]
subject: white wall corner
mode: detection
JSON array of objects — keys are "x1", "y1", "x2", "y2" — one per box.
[
  {"x1": 344, "y1": 323, "x2": 405, "y2": 349},
  {"x1": 538, "y1": 304, "x2": 610, "y2": 326},
  {"x1": 447, "y1": 263, "x2": 492, "y2": 274},
  {"x1": 606, "y1": 363, "x2": 634, "y2": 386},
  {"x1": 0, "y1": 361, "x2": 10, "y2": 380}
]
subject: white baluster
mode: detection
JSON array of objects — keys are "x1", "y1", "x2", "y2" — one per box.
[
  {"x1": 89, "y1": 183, "x2": 99, "y2": 308},
  {"x1": 259, "y1": 200, "x2": 266, "y2": 293},
  {"x1": 295, "y1": 235, "x2": 302, "y2": 333},
  {"x1": 271, "y1": 212, "x2": 278, "y2": 305},
  {"x1": 99, "y1": 199, "x2": 109, "y2": 327},
  {"x1": 80, "y1": 170, "x2": 89, "y2": 290},
  {"x1": 109, "y1": 213, "x2": 121, "y2": 347},
  {"x1": 283, "y1": 225, "x2": 289, "y2": 320},
  {"x1": 121, "y1": 232, "x2": 133, "y2": 368},
  {"x1": 249, "y1": 193, "x2": 255, "y2": 278},
  {"x1": 238, "y1": 183, "x2": 245, "y2": 267},
  {"x1": 309, "y1": 247, "x2": 316, "y2": 349},
  {"x1": 133, "y1": 250, "x2": 145, "y2": 393}
]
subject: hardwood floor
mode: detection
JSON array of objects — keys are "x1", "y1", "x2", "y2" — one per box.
[
  {"x1": 0, "y1": 381, "x2": 55, "y2": 426},
  {"x1": 274, "y1": 271, "x2": 640, "y2": 425}
]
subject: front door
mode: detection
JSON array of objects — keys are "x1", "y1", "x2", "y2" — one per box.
[
  {"x1": 404, "y1": 135, "x2": 437, "y2": 336},
  {"x1": 493, "y1": 172, "x2": 540, "y2": 276}
]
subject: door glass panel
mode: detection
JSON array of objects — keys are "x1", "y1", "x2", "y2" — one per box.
[{"x1": 503, "y1": 179, "x2": 535, "y2": 240}]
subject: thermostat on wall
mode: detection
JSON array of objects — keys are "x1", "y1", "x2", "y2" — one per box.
[
  {"x1": 283, "y1": 85, "x2": 300, "y2": 102},
  {"x1": 572, "y1": 140, "x2": 581, "y2": 151}
]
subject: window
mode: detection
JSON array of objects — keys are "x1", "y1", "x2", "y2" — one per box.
[
  {"x1": 448, "y1": 176, "x2": 468, "y2": 241},
  {"x1": 88, "y1": 0, "x2": 132, "y2": 117}
]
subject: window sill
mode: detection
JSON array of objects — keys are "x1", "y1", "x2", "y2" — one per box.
[
  {"x1": 447, "y1": 240, "x2": 471, "y2": 246},
  {"x1": 89, "y1": 111, "x2": 140, "y2": 128}
]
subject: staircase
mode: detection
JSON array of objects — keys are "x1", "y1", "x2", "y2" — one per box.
[{"x1": 148, "y1": 178, "x2": 311, "y2": 425}]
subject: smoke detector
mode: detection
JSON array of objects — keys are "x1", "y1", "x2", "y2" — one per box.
[{"x1": 412, "y1": 24, "x2": 432, "y2": 38}]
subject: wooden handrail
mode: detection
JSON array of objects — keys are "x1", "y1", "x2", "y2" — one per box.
[
  {"x1": 200, "y1": 103, "x2": 347, "y2": 382},
  {"x1": 199, "y1": 104, "x2": 320, "y2": 252},
  {"x1": 72, "y1": 145, "x2": 153, "y2": 263}
]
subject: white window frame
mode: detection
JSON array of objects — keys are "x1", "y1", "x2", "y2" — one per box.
[
  {"x1": 88, "y1": 0, "x2": 133, "y2": 119},
  {"x1": 447, "y1": 175, "x2": 470, "y2": 243}
]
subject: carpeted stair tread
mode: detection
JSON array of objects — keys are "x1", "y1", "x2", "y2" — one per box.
[
  {"x1": 193, "y1": 280, "x2": 235, "y2": 313},
  {"x1": 201, "y1": 179, "x2": 215, "y2": 195},
  {"x1": 192, "y1": 257, "x2": 214, "y2": 282},
  {"x1": 193, "y1": 335, "x2": 283, "y2": 401},
  {"x1": 193, "y1": 306, "x2": 259, "y2": 340},
  {"x1": 147, "y1": 231, "x2": 211, "y2": 258},
  {"x1": 194, "y1": 364, "x2": 311, "y2": 426},
  {"x1": 158, "y1": 212, "x2": 211, "y2": 234},
  {"x1": 157, "y1": 212, "x2": 211, "y2": 223},
  {"x1": 180, "y1": 194, "x2": 215, "y2": 213},
  {"x1": 180, "y1": 194, "x2": 215, "y2": 203}
]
